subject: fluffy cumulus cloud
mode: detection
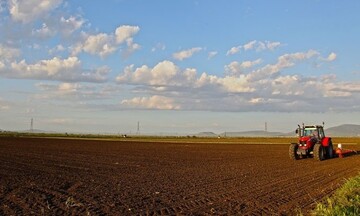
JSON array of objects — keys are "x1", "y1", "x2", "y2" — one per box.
[
  {"x1": 117, "y1": 60, "x2": 255, "y2": 94},
  {"x1": 1, "y1": 56, "x2": 109, "y2": 82},
  {"x1": 225, "y1": 59, "x2": 262, "y2": 75},
  {"x1": 117, "y1": 60, "x2": 195, "y2": 86},
  {"x1": 173, "y1": 47, "x2": 202, "y2": 61},
  {"x1": 115, "y1": 25, "x2": 140, "y2": 44},
  {"x1": 9, "y1": 0, "x2": 63, "y2": 23},
  {"x1": 82, "y1": 33, "x2": 116, "y2": 57},
  {"x1": 72, "y1": 25, "x2": 140, "y2": 58},
  {"x1": 115, "y1": 49, "x2": 360, "y2": 112},
  {"x1": 0, "y1": 1, "x2": 142, "y2": 85},
  {"x1": 121, "y1": 95, "x2": 180, "y2": 110},
  {"x1": 0, "y1": 0, "x2": 357, "y2": 114}
]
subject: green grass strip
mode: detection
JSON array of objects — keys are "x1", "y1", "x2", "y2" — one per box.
[{"x1": 312, "y1": 172, "x2": 360, "y2": 216}]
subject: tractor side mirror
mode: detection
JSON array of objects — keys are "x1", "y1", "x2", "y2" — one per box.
[{"x1": 295, "y1": 129, "x2": 299, "y2": 134}]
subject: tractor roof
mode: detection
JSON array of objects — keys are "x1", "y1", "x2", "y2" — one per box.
[{"x1": 304, "y1": 125, "x2": 323, "y2": 128}]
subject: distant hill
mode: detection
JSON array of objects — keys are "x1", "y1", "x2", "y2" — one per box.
[
  {"x1": 193, "y1": 124, "x2": 360, "y2": 137},
  {"x1": 194, "y1": 132, "x2": 218, "y2": 137},
  {"x1": 194, "y1": 130, "x2": 286, "y2": 137},
  {"x1": 20, "y1": 129, "x2": 56, "y2": 134},
  {"x1": 326, "y1": 124, "x2": 360, "y2": 137},
  {"x1": 219, "y1": 131, "x2": 285, "y2": 137}
]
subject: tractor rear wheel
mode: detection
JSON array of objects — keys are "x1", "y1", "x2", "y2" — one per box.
[
  {"x1": 327, "y1": 141, "x2": 333, "y2": 159},
  {"x1": 313, "y1": 144, "x2": 325, "y2": 161},
  {"x1": 289, "y1": 143, "x2": 299, "y2": 160}
]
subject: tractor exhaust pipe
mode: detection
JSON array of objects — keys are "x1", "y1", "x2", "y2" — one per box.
[{"x1": 296, "y1": 124, "x2": 301, "y2": 137}]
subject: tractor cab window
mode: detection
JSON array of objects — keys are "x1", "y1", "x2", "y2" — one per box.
[{"x1": 304, "y1": 128, "x2": 316, "y2": 136}]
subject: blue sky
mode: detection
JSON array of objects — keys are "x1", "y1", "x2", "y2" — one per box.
[{"x1": 0, "y1": 0, "x2": 359, "y2": 134}]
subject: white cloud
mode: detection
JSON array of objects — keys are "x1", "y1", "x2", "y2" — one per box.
[
  {"x1": 227, "y1": 40, "x2": 282, "y2": 55},
  {"x1": 266, "y1": 41, "x2": 281, "y2": 50},
  {"x1": 117, "y1": 60, "x2": 254, "y2": 94},
  {"x1": 271, "y1": 75, "x2": 306, "y2": 96},
  {"x1": 226, "y1": 46, "x2": 241, "y2": 56},
  {"x1": 9, "y1": 0, "x2": 63, "y2": 23},
  {"x1": 32, "y1": 23, "x2": 55, "y2": 38},
  {"x1": 117, "y1": 60, "x2": 182, "y2": 86},
  {"x1": 83, "y1": 33, "x2": 116, "y2": 58},
  {"x1": 115, "y1": 25, "x2": 140, "y2": 44},
  {"x1": 30, "y1": 15, "x2": 85, "y2": 39},
  {"x1": 323, "y1": 82, "x2": 360, "y2": 98},
  {"x1": 0, "y1": 44, "x2": 20, "y2": 62},
  {"x1": 248, "y1": 50, "x2": 319, "y2": 81},
  {"x1": 122, "y1": 38, "x2": 141, "y2": 59},
  {"x1": 1, "y1": 56, "x2": 109, "y2": 82},
  {"x1": 72, "y1": 25, "x2": 140, "y2": 58},
  {"x1": 173, "y1": 47, "x2": 202, "y2": 61},
  {"x1": 277, "y1": 49, "x2": 319, "y2": 67},
  {"x1": 114, "y1": 49, "x2": 360, "y2": 112},
  {"x1": 121, "y1": 95, "x2": 180, "y2": 110},
  {"x1": 324, "y1": 52, "x2": 337, "y2": 62},
  {"x1": 217, "y1": 75, "x2": 255, "y2": 93},
  {"x1": 49, "y1": 44, "x2": 65, "y2": 55},
  {"x1": 244, "y1": 40, "x2": 281, "y2": 51},
  {"x1": 59, "y1": 16, "x2": 85, "y2": 36},
  {"x1": 225, "y1": 59, "x2": 262, "y2": 75},
  {"x1": 58, "y1": 82, "x2": 80, "y2": 92},
  {"x1": 243, "y1": 40, "x2": 257, "y2": 51},
  {"x1": 208, "y1": 51, "x2": 218, "y2": 59},
  {"x1": 34, "y1": 82, "x2": 118, "y2": 102}
]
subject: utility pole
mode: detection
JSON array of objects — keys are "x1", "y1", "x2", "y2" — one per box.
[
  {"x1": 30, "y1": 118, "x2": 34, "y2": 132},
  {"x1": 136, "y1": 121, "x2": 140, "y2": 135},
  {"x1": 265, "y1": 122, "x2": 268, "y2": 132}
]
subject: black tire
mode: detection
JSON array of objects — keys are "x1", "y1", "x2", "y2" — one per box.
[
  {"x1": 289, "y1": 143, "x2": 299, "y2": 160},
  {"x1": 327, "y1": 141, "x2": 333, "y2": 159},
  {"x1": 313, "y1": 144, "x2": 325, "y2": 161}
]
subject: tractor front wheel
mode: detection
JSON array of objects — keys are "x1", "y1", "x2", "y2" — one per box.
[
  {"x1": 289, "y1": 143, "x2": 299, "y2": 160},
  {"x1": 313, "y1": 144, "x2": 325, "y2": 161}
]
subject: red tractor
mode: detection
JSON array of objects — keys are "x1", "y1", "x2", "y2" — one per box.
[{"x1": 289, "y1": 123, "x2": 333, "y2": 161}]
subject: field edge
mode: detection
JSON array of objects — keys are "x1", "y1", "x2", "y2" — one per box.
[{"x1": 311, "y1": 172, "x2": 360, "y2": 215}]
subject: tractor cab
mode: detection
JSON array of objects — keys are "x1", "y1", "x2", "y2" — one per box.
[{"x1": 297, "y1": 125, "x2": 325, "y2": 145}]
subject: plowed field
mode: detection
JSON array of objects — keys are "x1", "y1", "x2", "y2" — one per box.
[{"x1": 0, "y1": 137, "x2": 359, "y2": 215}]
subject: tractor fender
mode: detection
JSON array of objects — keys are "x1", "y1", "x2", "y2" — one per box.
[{"x1": 321, "y1": 137, "x2": 331, "y2": 147}]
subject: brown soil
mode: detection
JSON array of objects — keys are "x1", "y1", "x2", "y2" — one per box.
[{"x1": 0, "y1": 137, "x2": 359, "y2": 215}]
